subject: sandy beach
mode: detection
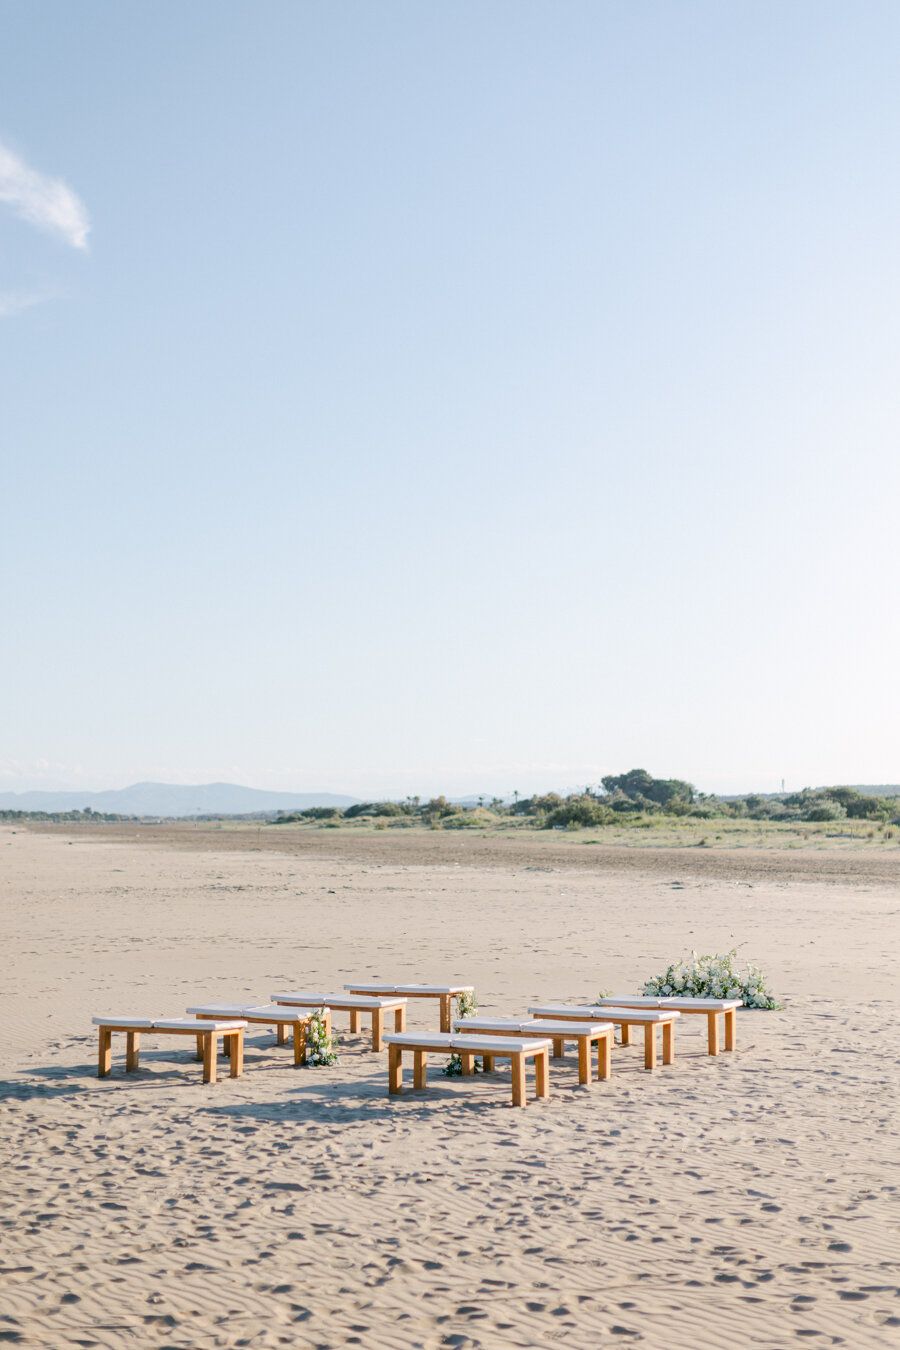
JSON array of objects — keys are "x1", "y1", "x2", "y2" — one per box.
[{"x1": 1, "y1": 822, "x2": 898, "y2": 1348}]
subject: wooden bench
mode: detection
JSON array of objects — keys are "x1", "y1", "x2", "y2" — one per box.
[
  {"x1": 186, "y1": 1003, "x2": 330, "y2": 1066},
  {"x1": 528, "y1": 1004, "x2": 680, "y2": 1070},
  {"x1": 93, "y1": 1017, "x2": 246, "y2": 1084},
  {"x1": 453, "y1": 1017, "x2": 614, "y2": 1085},
  {"x1": 345, "y1": 982, "x2": 474, "y2": 1032},
  {"x1": 595, "y1": 995, "x2": 740, "y2": 1055},
  {"x1": 271, "y1": 992, "x2": 406, "y2": 1051},
  {"x1": 383, "y1": 1031, "x2": 552, "y2": 1108}
]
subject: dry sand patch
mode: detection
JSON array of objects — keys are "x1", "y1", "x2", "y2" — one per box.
[{"x1": 1, "y1": 826, "x2": 898, "y2": 1348}]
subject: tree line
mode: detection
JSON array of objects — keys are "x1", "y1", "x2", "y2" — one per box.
[{"x1": 274, "y1": 769, "x2": 900, "y2": 828}]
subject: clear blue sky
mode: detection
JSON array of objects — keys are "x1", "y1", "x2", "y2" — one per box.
[{"x1": 2, "y1": 1, "x2": 898, "y2": 798}]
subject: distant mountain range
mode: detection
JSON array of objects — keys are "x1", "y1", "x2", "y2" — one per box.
[{"x1": 0, "y1": 781, "x2": 359, "y2": 818}]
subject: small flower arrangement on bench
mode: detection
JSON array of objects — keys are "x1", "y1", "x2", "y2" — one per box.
[
  {"x1": 306, "y1": 1008, "x2": 338, "y2": 1065},
  {"x1": 642, "y1": 949, "x2": 780, "y2": 1009},
  {"x1": 443, "y1": 989, "x2": 479, "y2": 1075}
]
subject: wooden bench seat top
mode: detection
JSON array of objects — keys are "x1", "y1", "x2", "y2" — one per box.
[
  {"x1": 455, "y1": 1017, "x2": 613, "y2": 1037},
  {"x1": 92, "y1": 1016, "x2": 247, "y2": 1032},
  {"x1": 384, "y1": 1031, "x2": 552, "y2": 1056},
  {"x1": 597, "y1": 995, "x2": 741, "y2": 1011},
  {"x1": 271, "y1": 991, "x2": 405, "y2": 1010},
  {"x1": 186, "y1": 1003, "x2": 315, "y2": 1022},
  {"x1": 345, "y1": 982, "x2": 474, "y2": 995},
  {"x1": 528, "y1": 1004, "x2": 681, "y2": 1024}
]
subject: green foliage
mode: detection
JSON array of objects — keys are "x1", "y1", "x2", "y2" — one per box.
[
  {"x1": 601, "y1": 768, "x2": 695, "y2": 808},
  {"x1": 0, "y1": 808, "x2": 135, "y2": 823},
  {"x1": 543, "y1": 795, "x2": 615, "y2": 829},
  {"x1": 422, "y1": 795, "x2": 459, "y2": 820},
  {"x1": 642, "y1": 949, "x2": 781, "y2": 1009},
  {"x1": 443, "y1": 989, "x2": 479, "y2": 1075},
  {"x1": 305, "y1": 1009, "x2": 338, "y2": 1066},
  {"x1": 805, "y1": 801, "x2": 846, "y2": 822}
]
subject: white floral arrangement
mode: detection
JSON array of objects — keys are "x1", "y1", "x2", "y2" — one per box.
[
  {"x1": 305, "y1": 1008, "x2": 338, "y2": 1066},
  {"x1": 640, "y1": 949, "x2": 780, "y2": 1009},
  {"x1": 443, "y1": 988, "x2": 479, "y2": 1076}
]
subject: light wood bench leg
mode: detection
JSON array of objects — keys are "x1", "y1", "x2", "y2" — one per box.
[
  {"x1": 394, "y1": 1005, "x2": 406, "y2": 1032},
  {"x1": 708, "y1": 1011, "x2": 720, "y2": 1056},
  {"x1": 276, "y1": 1022, "x2": 287, "y2": 1046},
  {"x1": 293, "y1": 1023, "x2": 306, "y2": 1065},
  {"x1": 644, "y1": 1024, "x2": 657, "y2": 1070},
  {"x1": 577, "y1": 1037, "x2": 590, "y2": 1085},
  {"x1": 620, "y1": 1023, "x2": 631, "y2": 1047},
  {"x1": 460, "y1": 1051, "x2": 474, "y2": 1076},
  {"x1": 202, "y1": 1033, "x2": 217, "y2": 1084},
  {"x1": 535, "y1": 1049, "x2": 549, "y2": 1100},
  {"x1": 511, "y1": 1053, "x2": 526, "y2": 1107},
  {"x1": 195, "y1": 1034, "x2": 204, "y2": 1061},
  {"x1": 662, "y1": 1021, "x2": 675, "y2": 1066},
  {"x1": 724, "y1": 1008, "x2": 736, "y2": 1051},
  {"x1": 388, "y1": 1043, "x2": 403, "y2": 1094},
  {"x1": 126, "y1": 1031, "x2": 140, "y2": 1072},
  {"x1": 98, "y1": 1027, "x2": 112, "y2": 1078},
  {"x1": 228, "y1": 1030, "x2": 243, "y2": 1078},
  {"x1": 439, "y1": 994, "x2": 452, "y2": 1032},
  {"x1": 349, "y1": 1010, "x2": 360, "y2": 1034},
  {"x1": 482, "y1": 1054, "x2": 494, "y2": 1073},
  {"x1": 372, "y1": 1009, "x2": 384, "y2": 1052},
  {"x1": 552, "y1": 1037, "x2": 564, "y2": 1059},
  {"x1": 413, "y1": 1049, "x2": 427, "y2": 1089},
  {"x1": 598, "y1": 1032, "x2": 612, "y2": 1081}
]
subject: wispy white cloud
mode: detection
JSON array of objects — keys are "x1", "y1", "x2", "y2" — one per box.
[
  {"x1": 0, "y1": 139, "x2": 90, "y2": 249},
  {"x1": 0, "y1": 285, "x2": 57, "y2": 319}
]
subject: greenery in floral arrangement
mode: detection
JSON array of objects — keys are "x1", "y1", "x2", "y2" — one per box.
[
  {"x1": 639, "y1": 950, "x2": 781, "y2": 1009},
  {"x1": 305, "y1": 1008, "x2": 338, "y2": 1065},
  {"x1": 443, "y1": 987, "x2": 479, "y2": 1076}
]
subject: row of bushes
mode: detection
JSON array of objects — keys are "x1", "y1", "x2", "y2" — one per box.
[{"x1": 272, "y1": 772, "x2": 900, "y2": 829}]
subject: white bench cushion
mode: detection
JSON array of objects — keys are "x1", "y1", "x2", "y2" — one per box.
[
  {"x1": 597, "y1": 995, "x2": 665, "y2": 1007},
  {"x1": 92, "y1": 1016, "x2": 154, "y2": 1029},
  {"x1": 153, "y1": 1018, "x2": 247, "y2": 1032},
  {"x1": 272, "y1": 992, "x2": 404, "y2": 1010},
  {"x1": 450, "y1": 1034, "x2": 552, "y2": 1054},
  {"x1": 526, "y1": 1020, "x2": 614, "y2": 1036},
  {"x1": 383, "y1": 1031, "x2": 552, "y2": 1055},
  {"x1": 244, "y1": 1003, "x2": 313, "y2": 1020},
  {"x1": 383, "y1": 1032, "x2": 454, "y2": 1049},
  {"x1": 346, "y1": 982, "x2": 474, "y2": 994},
  {"x1": 453, "y1": 1018, "x2": 533, "y2": 1033},
  {"x1": 659, "y1": 997, "x2": 741, "y2": 1011},
  {"x1": 597, "y1": 995, "x2": 740, "y2": 1011},
  {"x1": 93, "y1": 1015, "x2": 247, "y2": 1032},
  {"x1": 185, "y1": 1003, "x2": 312, "y2": 1021},
  {"x1": 529, "y1": 1004, "x2": 680, "y2": 1023}
]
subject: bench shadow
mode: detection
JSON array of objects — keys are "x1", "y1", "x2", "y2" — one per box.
[
  {"x1": 0, "y1": 1060, "x2": 195, "y2": 1100},
  {"x1": 1, "y1": 1033, "x2": 395, "y2": 1102},
  {"x1": 203, "y1": 1057, "x2": 614, "y2": 1125},
  {"x1": 204, "y1": 1077, "x2": 520, "y2": 1125}
]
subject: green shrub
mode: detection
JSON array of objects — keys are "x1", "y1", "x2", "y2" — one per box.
[{"x1": 544, "y1": 796, "x2": 615, "y2": 828}]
